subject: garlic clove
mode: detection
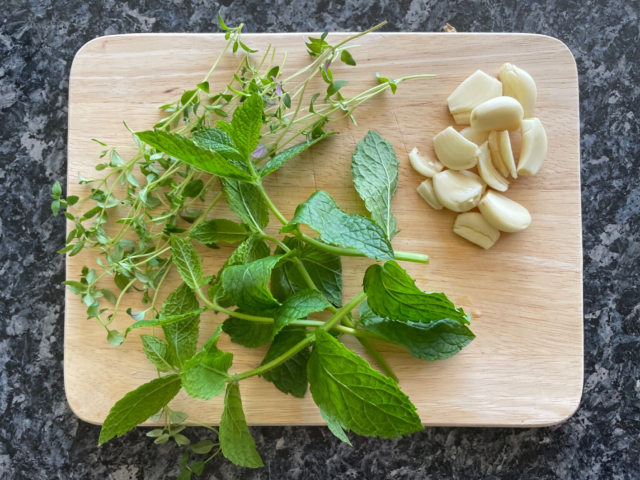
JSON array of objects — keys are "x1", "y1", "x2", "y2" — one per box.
[
  {"x1": 433, "y1": 126, "x2": 480, "y2": 170},
  {"x1": 432, "y1": 170, "x2": 484, "y2": 212},
  {"x1": 459, "y1": 127, "x2": 490, "y2": 146},
  {"x1": 454, "y1": 212, "x2": 500, "y2": 249},
  {"x1": 488, "y1": 131, "x2": 517, "y2": 178},
  {"x1": 470, "y1": 96, "x2": 524, "y2": 132},
  {"x1": 476, "y1": 142, "x2": 509, "y2": 192},
  {"x1": 478, "y1": 190, "x2": 531, "y2": 232},
  {"x1": 447, "y1": 70, "x2": 503, "y2": 125},
  {"x1": 416, "y1": 178, "x2": 443, "y2": 210},
  {"x1": 498, "y1": 63, "x2": 537, "y2": 118},
  {"x1": 408, "y1": 147, "x2": 444, "y2": 177},
  {"x1": 517, "y1": 118, "x2": 547, "y2": 176},
  {"x1": 459, "y1": 169, "x2": 487, "y2": 193}
]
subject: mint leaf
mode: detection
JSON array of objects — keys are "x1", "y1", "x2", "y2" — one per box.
[
  {"x1": 181, "y1": 326, "x2": 233, "y2": 400},
  {"x1": 281, "y1": 190, "x2": 394, "y2": 261},
  {"x1": 259, "y1": 133, "x2": 333, "y2": 178},
  {"x1": 230, "y1": 93, "x2": 263, "y2": 161},
  {"x1": 274, "y1": 289, "x2": 330, "y2": 334},
  {"x1": 219, "y1": 382, "x2": 264, "y2": 468},
  {"x1": 308, "y1": 330, "x2": 423, "y2": 439},
  {"x1": 124, "y1": 309, "x2": 205, "y2": 337},
  {"x1": 160, "y1": 283, "x2": 201, "y2": 368},
  {"x1": 351, "y1": 131, "x2": 399, "y2": 240},
  {"x1": 224, "y1": 234, "x2": 271, "y2": 268},
  {"x1": 99, "y1": 375, "x2": 182, "y2": 445},
  {"x1": 261, "y1": 329, "x2": 310, "y2": 398},
  {"x1": 220, "y1": 255, "x2": 282, "y2": 311},
  {"x1": 222, "y1": 315, "x2": 275, "y2": 348},
  {"x1": 140, "y1": 335, "x2": 173, "y2": 372},
  {"x1": 327, "y1": 80, "x2": 348, "y2": 97},
  {"x1": 271, "y1": 237, "x2": 342, "y2": 307},
  {"x1": 171, "y1": 236, "x2": 206, "y2": 290},
  {"x1": 340, "y1": 50, "x2": 356, "y2": 66},
  {"x1": 192, "y1": 128, "x2": 244, "y2": 163},
  {"x1": 321, "y1": 409, "x2": 352, "y2": 445},
  {"x1": 363, "y1": 261, "x2": 469, "y2": 325},
  {"x1": 359, "y1": 301, "x2": 475, "y2": 361},
  {"x1": 223, "y1": 180, "x2": 269, "y2": 232},
  {"x1": 190, "y1": 219, "x2": 250, "y2": 245},
  {"x1": 136, "y1": 130, "x2": 253, "y2": 182}
]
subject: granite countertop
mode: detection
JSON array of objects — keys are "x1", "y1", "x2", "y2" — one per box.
[{"x1": 1, "y1": 0, "x2": 639, "y2": 478}]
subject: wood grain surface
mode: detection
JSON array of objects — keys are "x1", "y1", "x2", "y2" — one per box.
[{"x1": 66, "y1": 32, "x2": 582, "y2": 427}]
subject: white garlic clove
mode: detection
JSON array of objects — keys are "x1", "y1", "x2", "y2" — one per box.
[
  {"x1": 408, "y1": 147, "x2": 444, "y2": 177},
  {"x1": 459, "y1": 169, "x2": 487, "y2": 194},
  {"x1": 488, "y1": 131, "x2": 517, "y2": 178},
  {"x1": 454, "y1": 212, "x2": 501, "y2": 249},
  {"x1": 498, "y1": 63, "x2": 537, "y2": 118},
  {"x1": 470, "y1": 96, "x2": 524, "y2": 132},
  {"x1": 477, "y1": 142, "x2": 509, "y2": 192},
  {"x1": 416, "y1": 178, "x2": 443, "y2": 210},
  {"x1": 433, "y1": 126, "x2": 480, "y2": 170},
  {"x1": 447, "y1": 70, "x2": 503, "y2": 125},
  {"x1": 478, "y1": 190, "x2": 531, "y2": 232},
  {"x1": 459, "y1": 127, "x2": 490, "y2": 146},
  {"x1": 517, "y1": 118, "x2": 547, "y2": 176},
  {"x1": 432, "y1": 170, "x2": 484, "y2": 212}
]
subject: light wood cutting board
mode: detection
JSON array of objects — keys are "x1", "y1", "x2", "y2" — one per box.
[{"x1": 66, "y1": 32, "x2": 582, "y2": 427}]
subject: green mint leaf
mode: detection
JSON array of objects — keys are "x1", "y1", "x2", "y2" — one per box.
[
  {"x1": 351, "y1": 131, "x2": 400, "y2": 240},
  {"x1": 224, "y1": 234, "x2": 271, "y2": 269},
  {"x1": 320, "y1": 409, "x2": 352, "y2": 445},
  {"x1": 281, "y1": 190, "x2": 394, "y2": 261},
  {"x1": 183, "y1": 179, "x2": 204, "y2": 198},
  {"x1": 259, "y1": 133, "x2": 333, "y2": 178},
  {"x1": 261, "y1": 330, "x2": 310, "y2": 398},
  {"x1": 52, "y1": 180, "x2": 62, "y2": 197},
  {"x1": 196, "y1": 81, "x2": 210, "y2": 94},
  {"x1": 230, "y1": 93, "x2": 263, "y2": 161},
  {"x1": 125, "y1": 308, "x2": 206, "y2": 337},
  {"x1": 282, "y1": 93, "x2": 291, "y2": 109},
  {"x1": 239, "y1": 41, "x2": 258, "y2": 53},
  {"x1": 181, "y1": 326, "x2": 233, "y2": 400},
  {"x1": 190, "y1": 219, "x2": 250, "y2": 245},
  {"x1": 136, "y1": 130, "x2": 253, "y2": 182},
  {"x1": 160, "y1": 283, "x2": 201, "y2": 368},
  {"x1": 359, "y1": 301, "x2": 475, "y2": 361},
  {"x1": 98, "y1": 374, "x2": 182, "y2": 445},
  {"x1": 308, "y1": 330, "x2": 423, "y2": 438},
  {"x1": 219, "y1": 382, "x2": 264, "y2": 468},
  {"x1": 220, "y1": 255, "x2": 282, "y2": 311},
  {"x1": 140, "y1": 335, "x2": 174, "y2": 372},
  {"x1": 107, "y1": 329, "x2": 124, "y2": 346},
  {"x1": 51, "y1": 200, "x2": 60, "y2": 216},
  {"x1": 363, "y1": 261, "x2": 470, "y2": 325},
  {"x1": 222, "y1": 180, "x2": 269, "y2": 232},
  {"x1": 191, "y1": 440, "x2": 215, "y2": 454},
  {"x1": 274, "y1": 289, "x2": 330, "y2": 334},
  {"x1": 217, "y1": 11, "x2": 229, "y2": 30},
  {"x1": 222, "y1": 315, "x2": 274, "y2": 348},
  {"x1": 171, "y1": 236, "x2": 206, "y2": 290},
  {"x1": 327, "y1": 80, "x2": 348, "y2": 97},
  {"x1": 375, "y1": 72, "x2": 398, "y2": 94},
  {"x1": 340, "y1": 50, "x2": 356, "y2": 66},
  {"x1": 192, "y1": 128, "x2": 244, "y2": 163}
]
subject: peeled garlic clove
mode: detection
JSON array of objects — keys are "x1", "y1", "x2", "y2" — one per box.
[
  {"x1": 460, "y1": 169, "x2": 487, "y2": 193},
  {"x1": 454, "y1": 212, "x2": 500, "y2": 249},
  {"x1": 476, "y1": 142, "x2": 509, "y2": 192},
  {"x1": 470, "y1": 96, "x2": 524, "y2": 132},
  {"x1": 417, "y1": 178, "x2": 443, "y2": 210},
  {"x1": 459, "y1": 127, "x2": 490, "y2": 146},
  {"x1": 478, "y1": 190, "x2": 531, "y2": 232},
  {"x1": 433, "y1": 127, "x2": 480, "y2": 170},
  {"x1": 447, "y1": 70, "x2": 503, "y2": 125},
  {"x1": 499, "y1": 63, "x2": 537, "y2": 118},
  {"x1": 517, "y1": 118, "x2": 547, "y2": 176},
  {"x1": 432, "y1": 170, "x2": 484, "y2": 212},
  {"x1": 488, "y1": 131, "x2": 517, "y2": 178},
  {"x1": 409, "y1": 147, "x2": 444, "y2": 177}
]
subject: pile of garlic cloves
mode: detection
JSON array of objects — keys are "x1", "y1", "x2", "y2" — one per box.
[{"x1": 411, "y1": 63, "x2": 547, "y2": 249}]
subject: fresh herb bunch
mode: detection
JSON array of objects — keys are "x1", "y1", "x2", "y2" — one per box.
[{"x1": 53, "y1": 16, "x2": 475, "y2": 475}]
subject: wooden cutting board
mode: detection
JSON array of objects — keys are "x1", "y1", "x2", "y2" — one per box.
[{"x1": 66, "y1": 32, "x2": 582, "y2": 427}]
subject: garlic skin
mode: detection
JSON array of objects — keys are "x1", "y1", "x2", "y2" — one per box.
[
  {"x1": 459, "y1": 127, "x2": 490, "y2": 146},
  {"x1": 476, "y1": 142, "x2": 509, "y2": 192},
  {"x1": 408, "y1": 147, "x2": 444, "y2": 177},
  {"x1": 432, "y1": 170, "x2": 484, "y2": 212},
  {"x1": 416, "y1": 178, "x2": 443, "y2": 210},
  {"x1": 454, "y1": 212, "x2": 500, "y2": 249},
  {"x1": 478, "y1": 190, "x2": 531, "y2": 232},
  {"x1": 488, "y1": 131, "x2": 517, "y2": 178},
  {"x1": 517, "y1": 118, "x2": 547, "y2": 176},
  {"x1": 433, "y1": 126, "x2": 480, "y2": 170},
  {"x1": 447, "y1": 70, "x2": 503, "y2": 125},
  {"x1": 470, "y1": 96, "x2": 524, "y2": 132},
  {"x1": 498, "y1": 63, "x2": 537, "y2": 118}
]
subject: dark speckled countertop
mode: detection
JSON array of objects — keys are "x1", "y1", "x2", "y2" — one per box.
[{"x1": 1, "y1": 1, "x2": 639, "y2": 478}]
